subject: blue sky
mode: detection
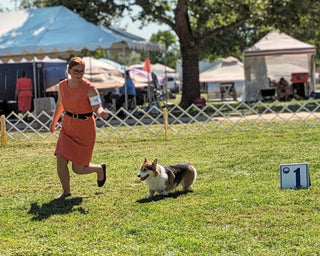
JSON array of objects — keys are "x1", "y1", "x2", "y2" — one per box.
[{"x1": 1, "y1": 0, "x2": 169, "y2": 39}]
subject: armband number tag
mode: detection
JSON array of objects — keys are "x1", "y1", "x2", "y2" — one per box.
[{"x1": 89, "y1": 95, "x2": 101, "y2": 106}]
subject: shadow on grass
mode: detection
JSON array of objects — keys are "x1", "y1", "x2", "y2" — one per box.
[
  {"x1": 28, "y1": 197, "x2": 87, "y2": 221},
  {"x1": 136, "y1": 190, "x2": 193, "y2": 203}
]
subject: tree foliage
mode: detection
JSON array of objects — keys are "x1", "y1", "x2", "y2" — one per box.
[{"x1": 140, "y1": 30, "x2": 178, "y2": 68}]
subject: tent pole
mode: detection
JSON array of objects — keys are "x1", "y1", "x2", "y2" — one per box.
[
  {"x1": 123, "y1": 42, "x2": 128, "y2": 111},
  {"x1": 146, "y1": 56, "x2": 151, "y2": 106},
  {"x1": 89, "y1": 56, "x2": 92, "y2": 80},
  {"x1": 164, "y1": 47, "x2": 168, "y2": 103},
  {"x1": 32, "y1": 56, "x2": 37, "y2": 98}
]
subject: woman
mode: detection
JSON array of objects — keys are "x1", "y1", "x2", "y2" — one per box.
[
  {"x1": 15, "y1": 71, "x2": 33, "y2": 115},
  {"x1": 49, "y1": 57, "x2": 109, "y2": 199}
]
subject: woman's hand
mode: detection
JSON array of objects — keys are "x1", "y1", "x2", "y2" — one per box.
[
  {"x1": 96, "y1": 107, "x2": 109, "y2": 119},
  {"x1": 49, "y1": 121, "x2": 56, "y2": 133}
]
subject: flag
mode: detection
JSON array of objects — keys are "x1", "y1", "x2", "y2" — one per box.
[{"x1": 142, "y1": 58, "x2": 151, "y2": 73}]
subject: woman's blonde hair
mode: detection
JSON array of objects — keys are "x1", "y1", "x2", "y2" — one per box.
[{"x1": 68, "y1": 57, "x2": 85, "y2": 70}]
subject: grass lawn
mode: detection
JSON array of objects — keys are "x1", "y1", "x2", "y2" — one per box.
[{"x1": 1, "y1": 123, "x2": 320, "y2": 255}]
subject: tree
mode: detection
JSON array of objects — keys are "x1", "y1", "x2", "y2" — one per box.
[
  {"x1": 125, "y1": 0, "x2": 320, "y2": 107},
  {"x1": 141, "y1": 30, "x2": 179, "y2": 69},
  {"x1": 129, "y1": 0, "x2": 252, "y2": 107}
]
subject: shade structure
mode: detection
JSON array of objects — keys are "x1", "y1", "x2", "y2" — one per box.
[
  {"x1": 242, "y1": 30, "x2": 316, "y2": 102},
  {"x1": 0, "y1": 6, "x2": 164, "y2": 63},
  {"x1": 0, "y1": 6, "x2": 120, "y2": 62},
  {"x1": 105, "y1": 26, "x2": 165, "y2": 53},
  {"x1": 199, "y1": 57, "x2": 245, "y2": 100},
  {"x1": 199, "y1": 56, "x2": 244, "y2": 83}
]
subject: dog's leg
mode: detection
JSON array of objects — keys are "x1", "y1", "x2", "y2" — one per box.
[
  {"x1": 147, "y1": 189, "x2": 155, "y2": 198},
  {"x1": 181, "y1": 181, "x2": 193, "y2": 192},
  {"x1": 181, "y1": 166, "x2": 197, "y2": 191}
]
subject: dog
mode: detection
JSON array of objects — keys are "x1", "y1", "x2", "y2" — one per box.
[{"x1": 138, "y1": 158, "x2": 197, "y2": 198}]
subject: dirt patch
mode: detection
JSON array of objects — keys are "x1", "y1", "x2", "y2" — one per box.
[{"x1": 213, "y1": 111, "x2": 320, "y2": 121}]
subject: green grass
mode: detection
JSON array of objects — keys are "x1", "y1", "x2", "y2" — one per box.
[{"x1": 1, "y1": 124, "x2": 320, "y2": 255}]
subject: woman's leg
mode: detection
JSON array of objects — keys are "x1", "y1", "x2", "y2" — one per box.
[
  {"x1": 72, "y1": 163, "x2": 105, "y2": 182},
  {"x1": 56, "y1": 155, "x2": 71, "y2": 196}
]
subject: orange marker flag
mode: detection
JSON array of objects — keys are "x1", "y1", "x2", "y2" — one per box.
[{"x1": 142, "y1": 58, "x2": 151, "y2": 73}]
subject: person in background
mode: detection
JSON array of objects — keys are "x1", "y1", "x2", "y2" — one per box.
[
  {"x1": 15, "y1": 71, "x2": 33, "y2": 117},
  {"x1": 49, "y1": 57, "x2": 109, "y2": 199},
  {"x1": 110, "y1": 86, "x2": 121, "y2": 110},
  {"x1": 276, "y1": 77, "x2": 290, "y2": 101},
  {"x1": 116, "y1": 70, "x2": 136, "y2": 116}
]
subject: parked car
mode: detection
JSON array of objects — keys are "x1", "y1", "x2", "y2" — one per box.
[{"x1": 165, "y1": 77, "x2": 180, "y2": 93}]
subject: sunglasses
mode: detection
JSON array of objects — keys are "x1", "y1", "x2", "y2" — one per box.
[{"x1": 72, "y1": 69, "x2": 84, "y2": 74}]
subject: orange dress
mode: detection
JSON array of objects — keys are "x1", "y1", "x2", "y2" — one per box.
[
  {"x1": 16, "y1": 77, "x2": 33, "y2": 111},
  {"x1": 54, "y1": 79, "x2": 96, "y2": 166}
]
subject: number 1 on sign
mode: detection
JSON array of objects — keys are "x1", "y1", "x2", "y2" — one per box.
[{"x1": 293, "y1": 167, "x2": 301, "y2": 188}]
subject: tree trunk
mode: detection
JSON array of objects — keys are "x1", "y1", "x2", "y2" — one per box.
[
  {"x1": 174, "y1": 1, "x2": 200, "y2": 108},
  {"x1": 179, "y1": 42, "x2": 200, "y2": 108}
]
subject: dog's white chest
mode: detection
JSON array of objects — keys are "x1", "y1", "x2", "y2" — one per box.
[{"x1": 145, "y1": 167, "x2": 168, "y2": 192}]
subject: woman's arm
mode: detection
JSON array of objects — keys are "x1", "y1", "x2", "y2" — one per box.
[
  {"x1": 49, "y1": 88, "x2": 64, "y2": 133},
  {"x1": 87, "y1": 87, "x2": 109, "y2": 119}
]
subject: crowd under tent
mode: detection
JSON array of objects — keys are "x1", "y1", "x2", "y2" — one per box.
[
  {"x1": 46, "y1": 60, "x2": 161, "y2": 93},
  {"x1": 199, "y1": 56, "x2": 244, "y2": 101},
  {"x1": 243, "y1": 30, "x2": 316, "y2": 102}
]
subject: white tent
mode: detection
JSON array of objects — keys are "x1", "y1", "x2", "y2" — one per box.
[
  {"x1": 45, "y1": 57, "x2": 160, "y2": 93},
  {"x1": 243, "y1": 30, "x2": 316, "y2": 102},
  {"x1": 0, "y1": 6, "x2": 164, "y2": 62},
  {"x1": 83, "y1": 56, "x2": 117, "y2": 72},
  {"x1": 105, "y1": 26, "x2": 164, "y2": 53},
  {"x1": 0, "y1": 6, "x2": 118, "y2": 62},
  {"x1": 129, "y1": 62, "x2": 178, "y2": 79},
  {"x1": 200, "y1": 56, "x2": 244, "y2": 100}
]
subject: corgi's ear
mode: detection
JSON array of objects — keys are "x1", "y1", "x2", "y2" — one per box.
[
  {"x1": 144, "y1": 157, "x2": 147, "y2": 163},
  {"x1": 152, "y1": 158, "x2": 160, "y2": 176},
  {"x1": 152, "y1": 158, "x2": 158, "y2": 169}
]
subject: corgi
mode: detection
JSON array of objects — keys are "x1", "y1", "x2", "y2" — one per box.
[{"x1": 138, "y1": 158, "x2": 197, "y2": 198}]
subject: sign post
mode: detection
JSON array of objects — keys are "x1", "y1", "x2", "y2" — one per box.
[{"x1": 1, "y1": 115, "x2": 7, "y2": 146}]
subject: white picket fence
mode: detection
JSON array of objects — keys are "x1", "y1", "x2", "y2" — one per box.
[{"x1": 2, "y1": 99, "x2": 320, "y2": 141}]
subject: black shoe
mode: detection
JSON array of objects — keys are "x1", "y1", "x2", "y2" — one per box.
[{"x1": 98, "y1": 163, "x2": 106, "y2": 187}]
